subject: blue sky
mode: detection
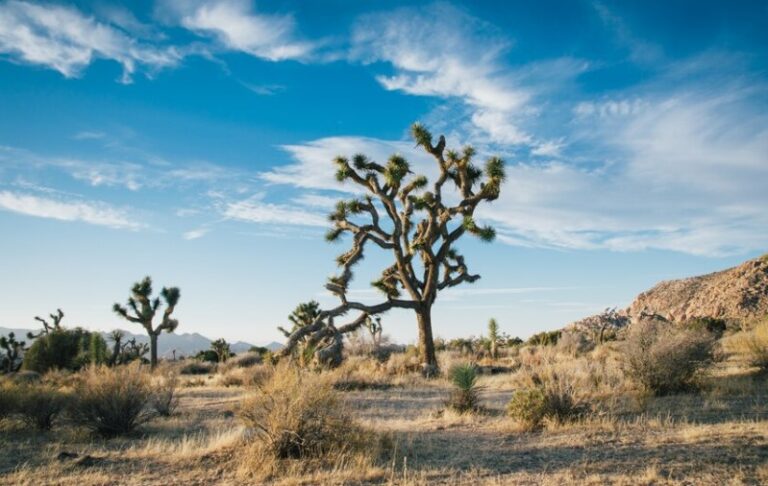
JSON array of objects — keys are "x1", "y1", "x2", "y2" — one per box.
[{"x1": 0, "y1": 0, "x2": 766, "y2": 345}]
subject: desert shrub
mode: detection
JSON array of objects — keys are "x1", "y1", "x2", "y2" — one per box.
[
  {"x1": 180, "y1": 361, "x2": 215, "y2": 375},
  {"x1": 22, "y1": 328, "x2": 106, "y2": 373},
  {"x1": 729, "y1": 320, "x2": 768, "y2": 370},
  {"x1": 11, "y1": 370, "x2": 42, "y2": 385},
  {"x1": 0, "y1": 382, "x2": 19, "y2": 422},
  {"x1": 15, "y1": 384, "x2": 69, "y2": 430},
  {"x1": 230, "y1": 352, "x2": 262, "y2": 369},
  {"x1": 623, "y1": 319, "x2": 715, "y2": 395},
  {"x1": 238, "y1": 364, "x2": 380, "y2": 478},
  {"x1": 557, "y1": 331, "x2": 593, "y2": 356},
  {"x1": 194, "y1": 349, "x2": 220, "y2": 363},
  {"x1": 684, "y1": 317, "x2": 728, "y2": 337},
  {"x1": 70, "y1": 364, "x2": 153, "y2": 437},
  {"x1": 219, "y1": 369, "x2": 245, "y2": 387},
  {"x1": 506, "y1": 380, "x2": 582, "y2": 431},
  {"x1": 507, "y1": 387, "x2": 548, "y2": 430},
  {"x1": 527, "y1": 330, "x2": 561, "y2": 346},
  {"x1": 447, "y1": 363, "x2": 480, "y2": 413},
  {"x1": 384, "y1": 349, "x2": 421, "y2": 376},
  {"x1": 151, "y1": 371, "x2": 179, "y2": 417}
]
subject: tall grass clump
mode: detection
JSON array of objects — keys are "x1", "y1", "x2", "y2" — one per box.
[
  {"x1": 623, "y1": 318, "x2": 715, "y2": 395},
  {"x1": 70, "y1": 364, "x2": 153, "y2": 437},
  {"x1": 729, "y1": 319, "x2": 768, "y2": 370},
  {"x1": 237, "y1": 364, "x2": 383, "y2": 479},
  {"x1": 447, "y1": 363, "x2": 480, "y2": 413}
]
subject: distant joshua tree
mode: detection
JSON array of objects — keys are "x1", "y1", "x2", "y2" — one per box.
[
  {"x1": 0, "y1": 332, "x2": 25, "y2": 372},
  {"x1": 488, "y1": 318, "x2": 499, "y2": 360},
  {"x1": 210, "y1": 339, "x2": 231, "y2": 363},
  {"x1": 279, "y1": 123, "x2": 505, "y2": 374},
  {"x1": 28, "y1": 308, "x2": 64, "y2": 339},
  {"x1": 112, "y1": 276, "x2": 180, "y2": 369}
]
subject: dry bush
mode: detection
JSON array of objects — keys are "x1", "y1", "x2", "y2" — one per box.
[
  {"x1": 623, "y1": 319, "x2": 715, "y2": 395},
  {"x1": 507, "y1": 371, "x2": 584, "y2": 430},
  {"x1": 384, "y1": 349, "x2": 421, "y2": 376},
  {"x1": 237, "y1": 364, "x2": 384, "y2": 479},
  {"x1": 727, "y1": 319, "x2": 768, "y2": 370},
  {"x1": 219, "y1": 365, "x2": 273, "y2": 388},
  {"x1": 151, "y1": 371, "x2": 179, "y2": 417},
  {"x1": 556, "y1": 331, "x2": 594, "y2": 356},
  {"x1": 70, "y1": 364, "x2": 153, "y2": 437},
  {"x1": 11, "y1": 370, "x2": 42, "y2": 385},
  {"x1": 14, "y1": 383, "x2": 69, "y2": 430}
]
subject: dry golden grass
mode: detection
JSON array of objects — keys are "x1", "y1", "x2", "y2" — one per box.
[{"x1": 1, "y1": 343, "x2": 767, "y2": 485}]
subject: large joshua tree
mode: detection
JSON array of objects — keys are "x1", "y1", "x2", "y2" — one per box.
[
  {"x1": 279, "y1": 123, "x2": 505, "y2": 373},
  {"x1": 112, "y1": 276, "x2": 180, "y2": 369}
]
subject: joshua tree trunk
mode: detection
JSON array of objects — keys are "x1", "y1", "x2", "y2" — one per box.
[
  {"x1": 149, "y1": 333, "x2": 158, "y2": 369},
  {"x1": 416, "y1": 306, "x2": 437, "y2": 374}
]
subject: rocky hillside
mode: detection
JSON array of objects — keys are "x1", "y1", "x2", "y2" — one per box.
[{"x1": 628, "y1": 254, "x2": 768, "y2": 324}]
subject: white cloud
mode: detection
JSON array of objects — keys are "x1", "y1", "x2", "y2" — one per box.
[
  {"x1": 0, "y1": 0, "x2": 180, "y2": 82},
  {"x1": 161, "y1": 0, "x2": 314, "y2": 61},
  {"x1": 263, "y1": 136, "x2": 438, "y2": 192},
  {"x1": 223, "y1": 196, "x2": 327, "y2": 227},
  {"x1": 267, "y1": 80, "x2": 768, "y2": 258},
  {"x1": 0, "y1": 191, "x2": 141, "y2": 230},
  {"x1": 183, "y1": 227, "x2": 210, "y2": 240},
  {"x1": 350, "y1": 3, "x2": 583, "y2": 149}
]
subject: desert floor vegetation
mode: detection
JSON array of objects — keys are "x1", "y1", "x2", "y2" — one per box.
[{"x1": 1, "y1": 329, "x2": 767, "y2": 485}]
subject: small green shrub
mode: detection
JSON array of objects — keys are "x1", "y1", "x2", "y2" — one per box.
[
  {"x1": 447, "y1": 363, "x2": 480, "y2": 413},
  {"x1": 507, "y1": 387, "x2": 548, "y2": 430},
  {"x1": 15, "y1": 384, "x2": 69, "y2": 430},
  {"x1": 70, "y1": 364, "x2": 153, "y2": 437}
]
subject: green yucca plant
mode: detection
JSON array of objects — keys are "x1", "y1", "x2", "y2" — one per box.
[{"x1": 447, "y1": 363, "x2": 480, "y2": 413}]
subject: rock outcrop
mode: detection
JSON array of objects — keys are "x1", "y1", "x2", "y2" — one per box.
[{"x1": 628, "y1": 254, "x2": 768, "y2": 324}]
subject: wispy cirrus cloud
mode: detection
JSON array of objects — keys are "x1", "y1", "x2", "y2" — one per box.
[
  {"x1": 0, "y1": 190, "x2": 141, "y2": 230},
  {"x1": 159, "y1": 0, "x2": 315, "y2": 61},
  {"x1": 223, "y1": 195, "x2": 327, "y2": 227},
  {"x1": 350, "y1": 2, "x2": 585, "y2": 152},
  {"x1": 0, "y1": 0, "x2": 181, "y2": 83}
]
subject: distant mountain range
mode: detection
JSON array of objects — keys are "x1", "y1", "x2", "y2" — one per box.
[{"x1": 0, "y1": 327, "x2": 283, "y2": 358}]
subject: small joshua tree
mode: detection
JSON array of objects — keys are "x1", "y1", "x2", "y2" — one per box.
[
  {"x1": 113, "y1": 276, "x2": 180, "y2": 369},
  {"x1": 279, "y1": 123, "x2": 505, "y2": 374},
  {"x1": 488, "y1": 318, "x2": 500, "y2": 360},
  {"x1": 210, "y1": 338, "x2": 231, "y2": 363},
  {"x1": 28, "y1": 308, "x2": 64, "y2": 339},
  {"x1": 365, "y1": 315, "x2": 383, "y2": 350},
  {"x1": 0, "y1": 332, "x2": 25, "y2": 372}
]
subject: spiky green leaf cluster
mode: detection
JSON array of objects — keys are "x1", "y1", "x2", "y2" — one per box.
[
  {"x1": 325, "y1": 228, "x2": 343, "y2": 242},
  {"x1": 463, "y1": 216, "x2": 496, "y2": 242},
  {"x1": 411, "y1": 123, "x2": 432, "y2": 148},
  {"x1": 450, "y1": 363, "x2": 478, "y2": 391},
  {"x1": 384, "y1": 154, "x2": 410, "y2": 186}
]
